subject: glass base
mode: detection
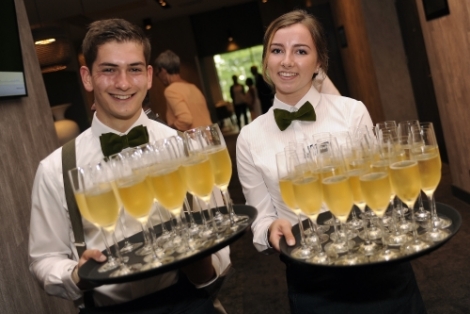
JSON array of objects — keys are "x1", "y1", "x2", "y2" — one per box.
[
  {"x1": 307, "y1": 251, "x2": 333, "y2": 265},
  {"x1": 305, "y1": 233, "x2": 329, "y2": 248},
  {"x1": 400, "y1": 238, "x2": 432, "y2": 256},
  {"x1": 97, "y1": 258, "x2": 120, "y2": 273},
  {"x1": 346, "y1": 218, "x2": 364, "y2": 230},
  {"x1": 135, "y1": 244, "x2": 154, "y2": 257},
  {"x1": 120, "y1": 241, "x2": 143, "y2": 254},
  {"x1": 334, "y1": 253, "x2": 369, "y2": 265},
  {"x1": 109, "y1": 263, "x2": 142, "y2": 277},
  {"x1": 421, "y1": 215, "x2": 452, "y2": 229},
  {"x1": 142, "y1": 255, "x2": 175, "y2": 266},
  {"x1": 291, "y1": 245, "x2": 314, "y2": 260},
  {"x1": 324, "y1": 239, "x2": 356, "y2": 254},
  {"x1": 420, "y1": 228, "x2": 451, "y2": 242},
  {"x1": 385, "y1": 232, "x2": 412, "y2": 247},
  {"x1": 369, "y1": 248, "x2": 401, "y2": 262},
  {"x1": 357, "y1": 241, "x2": 381, "y2": 256},
  {"x1": 414, "y1": 209, "x2": 431, "y2": 222},
  {"x1": 330, "y1": 229, "x2": 358, "y2": 242},
  {"x1": 359, "y1": 228, "x2": 382, "y2": 241}
]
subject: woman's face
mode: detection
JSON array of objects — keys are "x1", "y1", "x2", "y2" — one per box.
[{"x1": 266, "y1": 23, "x2": 320, "y2": 105}]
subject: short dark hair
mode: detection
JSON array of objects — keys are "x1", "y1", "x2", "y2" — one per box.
[
  {"x1": 154, "y1": 50, "x2": 180, "y2": 74},
  {"x1": 82, "y1": 19, "x2": 151, "y2": 70},
  {"x1": 262, "y1": 10, "x2": 329, "y2": 88}
]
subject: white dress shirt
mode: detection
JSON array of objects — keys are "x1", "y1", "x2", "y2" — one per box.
[
  {"x1": 236, "y1": 86, "x2": 373, "y2": 252},
  {"x1": 29, "y1": 110, "x2": 230, "y2": 307}
]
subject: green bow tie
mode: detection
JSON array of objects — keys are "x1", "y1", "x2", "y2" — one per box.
[
  {"x1": 99, "y1": 125, "x2": 149, "y2": 157},
  {"x1": 273, "y1": 101, "x2": 316, "y2": 131}
]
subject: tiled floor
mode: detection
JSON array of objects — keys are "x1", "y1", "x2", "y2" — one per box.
[{"x1": 219, "y1": 131, "x2": 470, "y2": 314}]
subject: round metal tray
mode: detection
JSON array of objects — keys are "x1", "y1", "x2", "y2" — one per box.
[
  {"x1": 280, "y1": 202, "x2": 461, "y2": 268},
  {"x1": 79, "y1": 205, "x2": 257, "y2": 284}
]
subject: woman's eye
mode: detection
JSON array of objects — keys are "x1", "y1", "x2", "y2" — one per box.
[
  {"x1": 271, "y1": 48, "x2": 282, "y2": 54},
  {"x1": 297, "y1": 49, "x2": 307, "y2": 55}
]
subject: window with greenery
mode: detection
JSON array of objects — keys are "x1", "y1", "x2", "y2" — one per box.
[{"x1": 214, "y1": 45, "x2": 263, "y2": 102}]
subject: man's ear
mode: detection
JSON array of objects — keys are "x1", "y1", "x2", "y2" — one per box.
[
  {"x1": 80, "y1": 66, "x2": 93, "y2": 92},
  {"x1": 147, "y1": 65, "x2": 153, "y2": 90}
]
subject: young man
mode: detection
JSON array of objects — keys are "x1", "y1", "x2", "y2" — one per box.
[{"x1": 28, "y1": 19, "x2": 230, "y2": 313}]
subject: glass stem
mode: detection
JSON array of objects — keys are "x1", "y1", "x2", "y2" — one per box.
[
  {"x1": 221, "y1": 189, "x2": 235, "y2": 227},
  {"x1": 377, "y1": 216, "x2": 387, "y2": 251},
  {"x1": 111, "y1": 232, "x2": 126, "y2": 266},
  {"x1": 428, "y1": 193, "x2": 439, "y2": 231},
  {"x1": 99, "y1": 228, "x2": 115, "y2": 262},
  {"x1": 118, "y1": 210, "x2": 131, "y2": 244},
  {"x1": 156, "y1": 202, "x2": 169, "y2": 235},
  {"x1": 184, "y1": 197, "x2": 197, "y2": 228},
  {"x1": 408, "y1": 202, "x2": 419, "y2": 241},
  {"x1": 297, "y1": 213, "x2": 307, "y2": 248},
  {"x1": 361, "y1": 208, "x2": 371, "y2": 244}
]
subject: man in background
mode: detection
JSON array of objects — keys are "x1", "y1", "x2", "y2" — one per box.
[
  {"x1": 250, "y1": 65, "x2": 274, "y2": 114},
  {"x1": 154, "y1": 50, "x2": 212, "y2": 131}
]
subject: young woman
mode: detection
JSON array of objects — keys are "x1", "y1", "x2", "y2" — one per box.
[{"x1": 236, "y1": 10, "x2": 426, "y2": 314}]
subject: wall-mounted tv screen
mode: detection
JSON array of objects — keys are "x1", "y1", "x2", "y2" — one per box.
[{"x1": 0, "y1": 0, "x2": 27, "y2": 98}]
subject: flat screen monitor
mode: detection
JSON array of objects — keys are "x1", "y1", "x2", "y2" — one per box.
[{"x1": 0, "y1": 0, "x2": 27, "y2": 98}]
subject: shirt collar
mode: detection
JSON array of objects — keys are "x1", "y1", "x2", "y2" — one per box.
[
  {"x1": 272, "y1": 85, "x2": 321, "y2": 112},
  {"x1": 91, "y1": 110, "x2": 149, "y2": 137}
]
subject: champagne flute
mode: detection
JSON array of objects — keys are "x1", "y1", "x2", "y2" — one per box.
[
  {"x1": 83, "y1": 162, "x2": 139, "y2": 276},
  {"x1": 360, "y1": 167, "x2": 401, "y2": 262},
  {"x1": 323, "y1": 172, "x2": 365, "y2": 265},
  {"x1": 68, "y1": 167, "x2": 120, "y2": 273},
  {"x1": 341, "y1": 142, "x2": 380, "y2": 256},
  {"x1": 112, "y1": 151, "x2": 173, "y2": 270},
  {"x1": 182, "y1": 129, "x2": 221, "y2": 242},
  {"x1": 388, "y1": 149, "x2": 432, "y2": 255},
  {"x1": 289, "y1": 150, "x2": 331, "y2": 264},
  {"x1": 198, "y1": 124, "x2": 249, "y2": 230},
  {"x1": 148, "y1": 137, "x2": 200, "y2": 257},
  {"x1": 398, "y1": 120, "x2": 430, "y2": 222},
  {"x1": 411, "y1": 122, "x2": 451, "y2": 241},
  {"x1": 276, "y1": 150, "x2": 313, "y2": 260}
]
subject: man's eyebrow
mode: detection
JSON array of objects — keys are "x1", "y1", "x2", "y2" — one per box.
[{"x1": 96, "y1": 62, "x2": 146, "y2": 67}]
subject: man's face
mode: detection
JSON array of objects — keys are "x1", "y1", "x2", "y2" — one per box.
[{"x1": 80, "y1": 40, "x2": 152, "y2": 130}]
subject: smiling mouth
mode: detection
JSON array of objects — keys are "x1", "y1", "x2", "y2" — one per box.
[
  {"x1": 111, "y1": 94, "x2": 133, "y2": 100},
  {"x1": 279, "y1": 72, "x2": 297, "y2": 78}
]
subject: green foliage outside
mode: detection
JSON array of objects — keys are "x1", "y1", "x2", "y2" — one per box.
[{"x1": 214, "y1": 45, "x2": 263, "y2": 102}]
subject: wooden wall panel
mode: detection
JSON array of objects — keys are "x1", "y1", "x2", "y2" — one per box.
[
  {"x1": 362, "y1": 0, "x2": 418, "y2": 122},
  {"x1": 415, "y1": 0, "x2": 470, "y2": 192},
  {"x1": 0, "y1": 0, "x2": 75, "y2": 313},
  {"x1": 330, "y1": 0, "x2": 385, "y2": 123}
]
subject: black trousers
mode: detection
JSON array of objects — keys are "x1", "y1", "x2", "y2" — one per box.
[
  {"x1": 281, "y1": 255, "x2": 427, "y2": 314},
  {"x1": 79, "y1": 274, "x2": 216, "y2": 314},
  {"x1": 234, "y1": 103, "x2": 248, "y2": 129}
]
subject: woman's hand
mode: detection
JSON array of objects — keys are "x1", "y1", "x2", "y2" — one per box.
[{"x1": 268, "y1": 219, "x2": 296, "y2": 252}]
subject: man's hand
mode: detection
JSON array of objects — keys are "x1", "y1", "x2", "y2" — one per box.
[
  {"x1": 268, "y1": 219, "x2": 295, "y2": 252},
  {"x1": 72, "y1": 249, "x2": 106, "y2": 290},
  {"x1": 181, "y1": 256, "x2": 216, "y2": 285}
]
